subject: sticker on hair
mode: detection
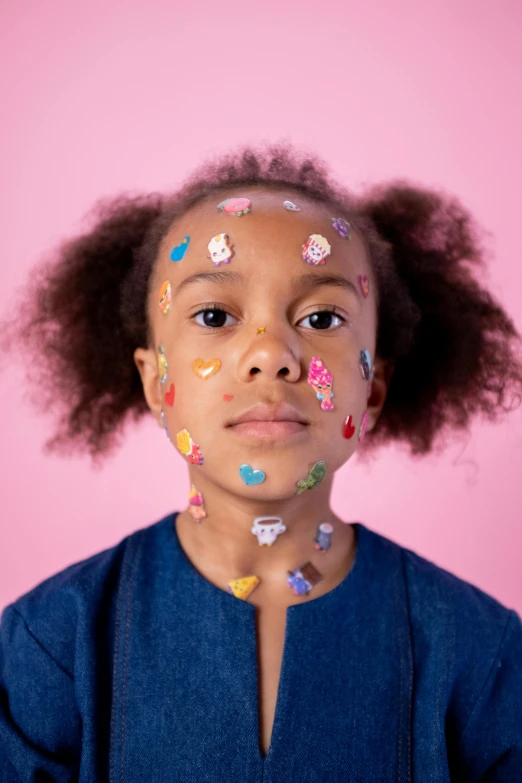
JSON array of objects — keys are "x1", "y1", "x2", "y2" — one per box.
[
  {"x1": 288, "y1": 562, "x2": 323, "y2": 596},
  {"x1": 358, "y1": 274, "x2": 370, "y2": 298},
  {"x1": 251, "y1": 516, "x2": 286, "y2": 546},
  {"x1": 192, "y1": 358, "x2": 222, "y2": 380},
  {"x1": 314, "y1": 522, "x2": 333, "y2": 552},
  {"x1": 159, "y1": 280, "x2": 172, "y2": 314},
  {"x1": 302, "y1": 234, "x2": 331, "y2": 265},
  {"x1": 164, "y1": 383, "x2": 175, "y2": 407},
  {"x1": 188, "y1": 484, "x2": 207, "y2": 522},
  {"x1": 284, "y1": 200, "x2": 301, "y2": 211},
  {"x1": 342, "y1": 415, "x2": 356, "y2": 439},
  {"x1": 227, "y1": 575, "x2": 260, "y2": 600},
  {"x1": 359, "y1": 350, "x2": 373, "y2": 381},
  {"x1": 296, "y1": 461, "x2": 327, "y2": 494},
  {"x1": 157, "y1": 344, "x2": 168, "y2": 383},
  {"x1": 208, "y1": 233, "x2": 234, "y2": 266},
  {"x1": 217, "y1": 197, "x2": 251, "y2": 216},
  {"x1": 308, "y1": 357, "x2": 335, "y2": 411},
  {"x1": 239, "y1": 464, "x2": 266, "y2": 486},
  {"x1": 176, "y1": 429, "x2": 204, "y2": 465},
  {"x1": 358, "y1": 411, "x2": 369, "y2": 441},
  {"x1": 331, "y1": 217, "x2": 351, "y2": 239},
  {"x1": 170, "y1": 236, "x2": 191, "y2": 262}
]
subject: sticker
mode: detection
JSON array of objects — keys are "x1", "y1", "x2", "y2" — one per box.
[
  {"x1": 359, "y1": 350, "x2": 373, "y2": 381},
  {"x1": 308, "y1": 357, "x2": 335, "y2": 411},
  {"x1": 164, "y1": 383, "x2": 175, "y2": 407},
  {"x1": 216, "y1": 197, "x2": 251, "y2": 216},
  {"x1": 239, "y1": 464, "x2": 266, "y2": 485},
  {"x1": 358, "y1": 274, "x2": 369, "y2": 298},
  {"x1": 283, "y1": 200, "x2": 301, "y2": 211},
  {"x1": 302, "y1": 234, "x2": 331, "y2": 266},
  {"x1": 208, "y1": 233, "x2": 234, "y2": 266},
  {"x1": 257, "y1": 326, "x2": 266, "y2": 334},
  {"x1": 314, "y1": 522, "x2": 333, "y2": 552},
  {"x1": 342, "y1": 415, "x2": 356, "y2": 439},
  {"x1": 287, "y1": 562, "x2": 324, "y2": 596},
  {"x1": 223, "y1": 394, "x2": 234, "y2": 402},
  {"x1": 157, "y1": 345, "x2": 168, "y2": 383},
  {"x1": 331, "y1": 217, "x2": 351, "y2": 239},
  {"x1": 251, "y1": 516, "x2": 286, "y2": 546},
  {"x1": 160, "y1": 410, "x2": 170, "y2": 441},
  {"x1": 170, "y1": 236, "x2": 191, "y2": 262},
  {"x1": 188, "y1": 484, "x2": 207, "y2": 522},
  {"x1": 296, "y1": 461, "x2": 327, "y2": 495},
  {"x1": 158, "y1": 280, "x2": 172, "y2": 314},
  {"x1": 192, "y1": 358, "x2": 222, "y2": 380},
  {"x1": 358, "y1": 411, "x2": 369, "y2": 441},
  {"x1": 176, "y1": 429, "x2": 204, "y2": 465},
  {"x1": 227, "y1": 575, "x2": 260, "y2": 600}
]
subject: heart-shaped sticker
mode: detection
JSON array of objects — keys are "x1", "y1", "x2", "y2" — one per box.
[
  {"x1": 223, "y1": 394, "x2": 234, "y2": 402},
  {"x1": 192, "y1": 358, "x2": 222, "y2": 380},
  {"x1": 239, "y1": 464, "x2": 266, "y2": 486},
  {"x1": 164, "y1": 383, "x2": 175, "y2": 407}
]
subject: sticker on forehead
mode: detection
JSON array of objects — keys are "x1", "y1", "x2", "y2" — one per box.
[
  {"x1": 302, "y1": 234, "x2": 331, "y2": 266},
  {"x1": 157, "y1": 344, "x2": 168, "y2": 383},
  {"x1": 158, "y1": 280, "x2": 172, "y2": 314},
  {"x1": 208, "y1": 233, "x2": 234, "y2": 266},
  {"x1": 331, "y1": 217, "x2": 351, "y2": 239},
  {"x1": 308, "y1": 357, "x2": 335, "y2": 411},
  {"x1": 284, "y1": 200, "x2": 301, "y2": 211},
  {"x1": 170, "y1": 236, "x2": 191, "y2": 262},
  {"x1": 216, "y1": 197, "x2": 251, "y2": 216},
  {"x1": 176, "y1": 429, "x2": 204, "y2": 465}
]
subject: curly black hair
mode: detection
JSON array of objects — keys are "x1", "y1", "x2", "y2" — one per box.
[{"x1": 2, "y1": 144, "x2": 521, "y2": 464}]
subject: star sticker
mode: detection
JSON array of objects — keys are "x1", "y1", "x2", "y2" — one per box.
[{"x1": 256, "y1": 327, "x2": 266, "y2": 334}]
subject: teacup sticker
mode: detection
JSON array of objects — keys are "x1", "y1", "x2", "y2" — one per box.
[
  {"x1": 302, "y1": 234, "x2": 331, "y2": 265},
  {"x1": 308, "y1": 357, "x2": 335, "y2": 411},
  {"x1": 208, "y1": 233, "x2": 234, "y2": 266},
  {"x1": 176, "y1": 429, "x2": 204, "y2": 465},
  {"x1": 157, "y1": 344, "x2": 168, "y2": 383},
  {"x1": 170, "y1": 236, "x2": 190, "y2": 262},
  {"x1": 217, "y1": 197, "x2": 251, "y2": 216},
  {"x1": 251, "y1": 516, "x2": 286, "y2": 546}
]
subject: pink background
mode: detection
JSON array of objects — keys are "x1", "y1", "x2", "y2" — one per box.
[{"x1": 1, "y1": 0, "x2": 521, "y2": 614}]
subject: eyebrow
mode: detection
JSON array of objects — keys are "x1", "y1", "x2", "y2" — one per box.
[{"x1": 174, "y1": 269, "x2": 360, "y2": 300}]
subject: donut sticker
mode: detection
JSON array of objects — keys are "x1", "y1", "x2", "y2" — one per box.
[
  {"x1": 302, "y1": 234, "x2": 331, "y2": 265},
  {"x1": 216, "y1": 197, "x2": 251, "y2": 216},
  {"x1": 158, "y1": 280, "x2": 172, "y2": 314}
]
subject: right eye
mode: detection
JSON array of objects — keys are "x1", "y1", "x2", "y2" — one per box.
[{"x1": 193, "y1": 308, "x2": 238, "y2": 328}]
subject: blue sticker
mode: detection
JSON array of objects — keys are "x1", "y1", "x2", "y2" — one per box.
[
  {"x1": 239, "y1": 464, "x2": 266, "y2": 485},
  {"x1": 170, "y1": 236, "x2": 191, "y2": 262}
]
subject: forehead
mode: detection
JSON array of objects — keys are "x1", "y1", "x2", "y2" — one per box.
[{"x1": 153, "y1": 186, "x2": 370, "y2": 289}]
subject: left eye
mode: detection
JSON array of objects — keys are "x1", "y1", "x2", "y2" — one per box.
[
  {"x1": 298, "y1": 311, "x2": 344, "y2": 330},
  {"x1": 193, "y1": 308, "x2": 238, "y2": 328}
]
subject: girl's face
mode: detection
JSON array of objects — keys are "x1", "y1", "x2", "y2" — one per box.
[{"x1": 136, "y1": 187, "x2": 384, "y2": 500}]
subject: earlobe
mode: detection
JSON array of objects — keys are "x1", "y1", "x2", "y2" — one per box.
[{"x1": 133, "y1": 347, "x2": 163, "y2": 415}]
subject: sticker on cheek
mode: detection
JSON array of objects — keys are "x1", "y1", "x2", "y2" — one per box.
[
  {"x1": 296, "y1": 461, "x2": 327, "y2": 494},
  {"x1": 342, "y1": 415, "x2": 356, "y2": 439},
  {"x1": 164, "y1": 383, "x2": 175, "y2": 407},
  {"x1": 302, "y1": 234, "x2": 331, "y2": 265},
  {"x1": 223, "y1": 394, "x2": 234, "y2": 402},
  {"x1": 331, "y1": 217, "x2": 351, "y2": 239},
  {"x1": 176, "y1": 429, "x2": 204, "y2": 465},
  {"x1": 359, "y1": 349, "x2": 373, "y2": 381},
  {"x1": 308, "y1": 357, "x2": 335, "y2": 411},
  {"x1": 358, "y1": 411, "x2": 369, "y2": 441},
  {"x1": 217, "y1": 197, "x2": 251, "y2": 216},
  {"x1": 358, "y1": 274, "x2": 370, "y2": 298},
  {"x1": 157, "y1": 345, "x2": 168, "y2": 383},
  {"x1": 158, "y1": 280, "x2": 172, "y2": 314},
  {"x1": 192, "y1": 358, "x2": 222, "y2": 380},
  {"x1": 208, "y1": 233, "x2": 234, "y2": 266},
  {"x1": 188, "y1": 484, "x2": 207, "y2": 522},
  {"x1": 170, "y1": 236, "x2": 190, "y2": 262}
]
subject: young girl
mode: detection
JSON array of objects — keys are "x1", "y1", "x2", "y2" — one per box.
[{"x1": 1, "y1": 146, "x2": 521, "y2": 782}]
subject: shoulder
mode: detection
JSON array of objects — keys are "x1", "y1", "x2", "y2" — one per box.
[{"x1": 1, "y1": 512, "x2": 176, "y2": 675}]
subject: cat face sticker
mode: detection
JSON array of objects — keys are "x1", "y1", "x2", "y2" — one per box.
[{"x1": 208, "y1": 234, "x2": 234, "y2": 266}]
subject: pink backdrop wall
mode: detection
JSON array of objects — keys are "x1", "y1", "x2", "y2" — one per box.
[{"x1": 1, "y1": 0, "x2": 521, "y2": 613}]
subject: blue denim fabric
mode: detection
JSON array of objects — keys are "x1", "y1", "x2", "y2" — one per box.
[{"x1": 1, "y1": 512, "x2": 521, "y2": 782}]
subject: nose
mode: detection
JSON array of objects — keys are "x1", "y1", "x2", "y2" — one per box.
[{"x1": 236, "y1": 329, "x2": 302, "y2": 383}]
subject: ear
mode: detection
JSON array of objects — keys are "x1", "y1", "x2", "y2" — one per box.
[
  {"x1": 133, "y1": 347, "x2": 163, "y2": 426},
  {"x1": 364, "y1": 356, "x2": 394, "y2": 433}
]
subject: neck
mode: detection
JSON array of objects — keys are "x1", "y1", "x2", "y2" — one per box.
[{"x1": 176, "y1": 471, "x2": 356, "y2": 605}]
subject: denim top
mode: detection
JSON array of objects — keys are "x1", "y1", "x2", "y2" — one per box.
[{"x1": 1, "y1": 512, "x2": 521, "y2": 782}]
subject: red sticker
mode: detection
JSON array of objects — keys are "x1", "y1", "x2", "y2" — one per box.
[
  {"x1": 223, "y1": 394, "x2": 234, "y2": 402},
  {"x1": 165, "y1": 383, "x2": 175, "y2": 407},
  {"x1": 342, "y1": 415, "x2": 356, "y2": 439}
]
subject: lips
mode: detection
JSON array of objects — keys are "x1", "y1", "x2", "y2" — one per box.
[{"x1": 226, "y1": 402, "x2": 310, "y2": 440}]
